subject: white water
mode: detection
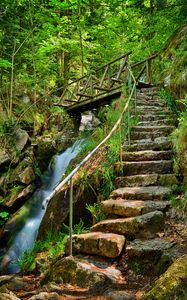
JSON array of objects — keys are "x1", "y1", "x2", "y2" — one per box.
[{"x1": 1, "y1": 139, "x2": 84, "y2": 273}]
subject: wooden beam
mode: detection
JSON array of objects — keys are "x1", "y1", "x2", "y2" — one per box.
[
  {"x1": 131, "y1": 54, "x2": 157, "y2": 68},
  {"x1": 93, "y1": 86, "x2": 110, "y2": 91},
  {"x1": 136, "y1": 65, "x2": 146, "y2": 82},
  {"x1": 76, "y1": 92, "x2": 93, "y2": 98},
  {"x1": 111, "y1": 78, "x2": 122, "y2": 83}
]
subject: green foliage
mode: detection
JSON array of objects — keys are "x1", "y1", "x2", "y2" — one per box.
[
  {"x1": 131, "y1": 261, "x2": 141, "y2": 274},
  {"x1": 18, "y1": 230, "x2": 67, "y2": 273},
  {"x1": 86, "y1": 203, "x2": 106, "y2": 224},
  {"x1": 17, "y1": 250, "x2": 36, "y2": 274},
  {"x1": 0, "y1": 59, "x2": 11, "y2": 69},
  {"x1": 0, "y1": 211, "x2": 10, "y2": 227},
  {"x1": 10, "y1": 184, "x2": 22, "y2": 195},
  {"x1": 159, "y1": 88, "x2": 179, "y2": 114},
  {"x1": 73, "y1": 218, "x2": 88, "y2": 234},
  {"x1": 0, "y1": 117, "x2": 18, "y2": 136},
  {"x1": 171, "y1": 99, "x2": 187, "y2": 177}
]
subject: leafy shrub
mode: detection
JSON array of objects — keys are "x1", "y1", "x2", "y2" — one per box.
[
  {"x1": 17, "y1": 250, "x2": 36, "y2": 274},
  {"x1": 0, "y1": 211, "x2": 10, "y2": 227},
  {"x1": 86, "y1": 203, "x2": 106, "y2": 225},
  {"x1": 159, "y1": 88, "x2": 179, "y2": 114},
  {"x1": 0, "y1": 117, "x2": 18, "y2": 136}
]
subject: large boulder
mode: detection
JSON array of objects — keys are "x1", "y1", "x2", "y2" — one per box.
[
  {"x1": 41, "y1": 255, "x2": 122, "y2": 291},
  {"x1": 65, "y1": 232, "x2": 125, "y2": 258},
  {"x1": 142, "y1": 255, "x2": 187, "y2": 299},
  {"x1": 15, "y1": 129, "x2": 29, "y2": 152}
]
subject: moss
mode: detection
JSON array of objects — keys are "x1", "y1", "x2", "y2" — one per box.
[{"x1": 142, "y1": 255, "x2": 187, "y2": 300}]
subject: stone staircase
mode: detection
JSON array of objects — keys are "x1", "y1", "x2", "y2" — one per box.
[{"x1": 64, "y1": 87, "x2": 178, "y2": 291}]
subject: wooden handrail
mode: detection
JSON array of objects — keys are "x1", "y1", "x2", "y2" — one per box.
[
  {"x1": 64, "y1": 51, "x2": 132, "y2": 87},
  {"x1": 131, "y1": 54, "x2": 157, "y2": 68}
]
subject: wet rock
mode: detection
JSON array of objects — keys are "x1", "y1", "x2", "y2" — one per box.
[
  {"x1": 41, "y1": 256, "x2": 122, "y2": 291},
  {"x1": 9, "y1": 165, "x2": 35, "y2": 185},
  {"x1": 79, "y1": 111, "x2": 100, "y2": 131},
  {"x1": 65, "y1": 232, "x2": 125, "y2": 258},
  {"x1": 91, "y1": 211, "x2": 164, "y2": 239},
  {"x1": 111, "y1": 186, "x2": 172, "y2": 201},
  {"x1": 15, "y1": 129, "x2": 29, "y2": 152},
  {"x1": 28, "y1": 292, "x2": 59, "y2": 300},
  {"x1": 36, "y1": 136, "x2": 57, "y2": 171},
  {"x1": 4, "y1": 184, "x2": 34, "y2": 209},
  {"x1": 142, "y1": 255, "x2": 187, "y2": 300}
]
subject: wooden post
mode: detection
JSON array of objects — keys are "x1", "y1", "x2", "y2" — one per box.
[
  {"x1": 69, "y1": 177, "x2": 73, "y2": 256},
  {"x1": 146, "y1": 59, "x2": 152, "y2": 84}
]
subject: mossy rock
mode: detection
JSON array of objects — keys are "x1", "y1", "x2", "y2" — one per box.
[
  {"x1": 41, "y1": 256, "x2": 112, "y2": 291},
  {"x1": 142, "y1": 255, "x2": 187, "y2": 300}
]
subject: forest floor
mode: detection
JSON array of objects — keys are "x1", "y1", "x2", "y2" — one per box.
[{"x1": 10, "y1": 213, "x2": 187, "y2": 300}]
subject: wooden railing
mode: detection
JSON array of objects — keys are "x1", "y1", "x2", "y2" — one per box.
[
  {"x1": 131, "y1": 54, "x2": 157, "y2": 84},
  {"x1": 56, "y1": 53, "x2": 157, "y2": 108},
  {"x1": 59, "y1": 52, "x2": 132, "y2": 105}
]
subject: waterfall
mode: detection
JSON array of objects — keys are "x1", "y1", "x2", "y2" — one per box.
[{"x1": 1, "y1": 139, "x2": 84, "y2": 274}]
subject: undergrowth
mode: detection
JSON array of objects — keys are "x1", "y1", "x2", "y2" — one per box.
[
  {"x1": 17, "y1": 219, "x2": 88, "y2": 274},
  {"x1": 171, "y1": 96, "x2": 187, "y2": 179},
  {"x1": 159, "y1": 88, "x2": 179, "y2": 114}
]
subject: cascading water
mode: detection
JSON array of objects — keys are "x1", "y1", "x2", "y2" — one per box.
[{"x1": 1, "y1": 139, "x2": 84, "y2": 274}]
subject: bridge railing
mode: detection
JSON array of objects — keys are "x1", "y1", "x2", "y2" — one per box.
[
  {"x1": 60, "y1": 52, "x2": 132, "y2": 105},
  {"x1": 131, "y1": 54, "x2": 158, "y2": 84},
  {"x1": 59, "y1": 53, "x2": 157, "y2": 107}
]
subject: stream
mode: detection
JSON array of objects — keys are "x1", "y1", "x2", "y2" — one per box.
[{"x1": 0, "y1": 139, "x2": 84, "y2": 274}]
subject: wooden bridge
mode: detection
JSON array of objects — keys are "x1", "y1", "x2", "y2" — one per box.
[{"x1": 54, "y1": 53, "x2": 157, "y2": 114}]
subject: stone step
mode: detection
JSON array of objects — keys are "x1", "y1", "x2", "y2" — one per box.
[
  {"x1": 126, "y1": 238, "x2": 174, "y2": 259},
  {"x1": 135, "y1": 101, "x2": 166, "y2": 107},
  {"x1": 111, "y1": 186, "x2": 172, "y2": 201},
  {"x1": 132, "y1": 125, "x2": 175, "y2": 133},
  {"x1": 138, "y1": 112, "x2": 174, "y2": 122},
  {"x1": 136, "y1": 106, "x2": 169, "y2": 112},
  {"x1": 65, "y1": 232, "x2": 125, "y2": 258},
  {"x1": 101, "y1": 199, "x2": 169, "y2": 217},
  {"x1": 119, "y1": 160, "x2": 173, "y2": 176},
  {"x1": 115, "y1": 174, "x2": 178, "y2": 187},
  {"x1": 123, "y1": 137, "x2": 172, "y2": 151},
  {"x1": 122, "y1": 150, "x2": 173, "y2": 161},
  {"x1": 137, "y1": 120, "x2": 175, "y2": 126},
  {"x1": 91, "y1": 211, "x2": 164, "y2": 239},
  {"x1": 130, "y1": 131, "x2": 171, "y2": 140}
]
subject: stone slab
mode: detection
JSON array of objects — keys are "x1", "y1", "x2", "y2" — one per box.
[
  {"x1": 65, "y1": 232, "x2": 125, "y2": 258},
  {"x1": 101, "y1": 199, "x2": 169, "y2": 217},
  {"x1": 91, "y1": 211, "x2": 164, "y2": 239},
  {"x1": 121, "y1": 160, "x2": 173, "y2": 176},
  {"x1": 115, "y1": 174, "x2": 178, "y2": 187},
  {"x1": 111, "y1": 186, "x2": 172, "y2": 201},
  {"x1": 122, "y1": 150, "x2": 173, "y2": 161}
]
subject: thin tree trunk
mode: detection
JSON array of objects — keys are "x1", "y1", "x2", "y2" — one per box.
[{"x1": 9, "y1": 39, "x2": 16, "y2": 117}]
